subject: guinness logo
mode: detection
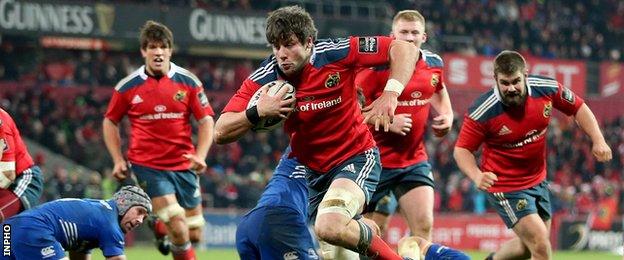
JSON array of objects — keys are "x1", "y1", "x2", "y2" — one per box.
[
  {"x1": 325, "y1": 72, "x2": 340, "y2": 88},
  {"x1": 174, "y1": 90, "x2": 187, "y2": 101},
  {"x1": 543, "y1": 101, "x2": 552, "y2": 118},
  {"x1": 95, "y1": 4, "x2": 115, "y2": 36},
  {"x1": 516, "y1": 199, "x2": 528, "y2": 211}
]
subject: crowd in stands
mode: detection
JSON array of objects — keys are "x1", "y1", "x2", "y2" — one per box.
[{"x1": 0, "y1": 1, "x2": 622, "y2": 219}]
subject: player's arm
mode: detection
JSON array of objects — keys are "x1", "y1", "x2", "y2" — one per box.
[
  {"x1": 574, "y1": 104, "x2": 612, "y2": 162},
  {"x1": 185, "y1": 116, "x2": 214, "y2": 172},
  {"x1": 430, "y1": 86, "x2": 453, "y2": 137},
  {"x1": 453, "y1": 117, "x2": 497, "y2": 190},
  {"x1": 363, "y1": 40, "x2": 418, "y2": 132},
  {"x1": 0, "y1": 122, "x2": 16, "y2": 188},
  {"x1": 103, "y1": 91, "x2": 130, "y2": 180},
  {"x1": 215, "y1": 85, "x2": 294, "y2": 144}
]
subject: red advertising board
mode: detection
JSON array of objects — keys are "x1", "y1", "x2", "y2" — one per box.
[
  {"x1": 443, "y1": 54, "x2": 587, "y2": 97},
  {"x1": 385, "y1": 213, "x2": 516, "y2": 251},
  {"x1": 599, "y1": 62, "x2": 624, "y2": 97}
]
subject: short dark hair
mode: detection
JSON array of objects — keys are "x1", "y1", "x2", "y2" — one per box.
[
  {"x1": 266, "y1": 6, "x2": 317, "y2": 46},
  {"x1": 139, "y1": 20, "x2": 174, "y2": 50},
  {"x1": 494, "y1": 50, "x2": 526, "y2": 76}
]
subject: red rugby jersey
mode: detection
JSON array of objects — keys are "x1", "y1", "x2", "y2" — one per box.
[
  {"x1": 0, "y1": 108, "x2": 34, "y2": 175},
  {"x1": 356, "y1": 49, "x2": 445, "y2": 168},
  {"x1": 455, "y1": 75, "x2": 583, "y2": 192},
  {"x1": 105, "y1": 63, "x2": 215, "y2": 171},
  {"x1": 223, "y1": 36, "x2": 395, "y2": 172}
]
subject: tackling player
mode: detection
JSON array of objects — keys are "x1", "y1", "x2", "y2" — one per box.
[
  {"x1": 2, "y1": 186, "x2": 151, "y2": 260},
  {"x1": 356, "y1": 9, "x2": 452, "y2": 241},
  {"x1": 103, "y1": 20, "x2": 214, "y2": 260},
  {"x1": 0, "y1": 108, "x2": 44, "y2": 222},
  {"x1": 235, "y1": 147, "x2": 318, "y2": 259},
  {"x1": 454, "y1": 50, "x2": 612, "y2": 260},
  {"x1": 216, "y1": 5, "x2": 418, "y2": 260}
]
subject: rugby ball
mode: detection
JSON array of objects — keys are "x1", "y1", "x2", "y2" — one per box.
[{"x1": 246, "y1": 80, "x2": 296, "y2": 132}]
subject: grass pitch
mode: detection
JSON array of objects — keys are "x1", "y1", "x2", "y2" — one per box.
[{"x1": 89, "y1": 246, "x2": 621, "y2": 259}]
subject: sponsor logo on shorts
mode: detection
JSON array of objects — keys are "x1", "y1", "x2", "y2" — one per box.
[
  {"x1": 516, "y1": 199, "x2": 528, "y2": 211},
  {"x1": 41, "y1": 246, "x2": 55, "y2": 258},
  {"x1": 3, "y1": 224, "x2": 10, "y2": 256},
  {"x1": 283, "y1": 251, "x2": 299, "y2": 260}
]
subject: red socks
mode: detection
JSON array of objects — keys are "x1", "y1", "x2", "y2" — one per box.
[{"x1": 368, "y1": 235, "x2": 403, "y2": 260}]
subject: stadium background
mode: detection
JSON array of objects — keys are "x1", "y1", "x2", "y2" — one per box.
[{"x1": 0, "y1": 0, "x2": 623, "y2": 258}]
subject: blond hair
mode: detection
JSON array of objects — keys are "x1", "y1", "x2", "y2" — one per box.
[{"x1": 393, "y1": 10, "x2": 425, "y2": 27}]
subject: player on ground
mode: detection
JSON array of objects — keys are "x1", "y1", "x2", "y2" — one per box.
[
  {"x1": 215, "y1": 5, "x2": 418, "y2": 259},
  {"x1": 235, "y1": 147, "x2": 318, "y2": 259},
  {"x1": 356, "y1": 9, "x2": 452, "y2": 241},
  {"x1": 0, "y1": 108, "x2": 44, "y2": 222},
  {"x1": 103, "y1": 20, "x2": 214, "y2": 260},
  {"x1": 454, "y1": 50, "x2": 612, "y2": 260},
  {"x1": 2, "y1": 186, "x2": 151, "y2": 260}
]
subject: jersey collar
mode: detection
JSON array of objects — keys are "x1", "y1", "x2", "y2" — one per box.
[{"x1": 138, "y1": 62, "x2": 178, "y2": 79}]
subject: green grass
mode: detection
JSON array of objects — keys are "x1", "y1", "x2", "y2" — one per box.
[{"x1": 89, "y1": 246, "x2": 621, "y2": 259}]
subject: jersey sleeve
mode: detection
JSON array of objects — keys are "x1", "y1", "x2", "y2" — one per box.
[
  {"x1": 1, "y1": 118, "x2": 16, "y2": 164},
  {"x1": 98, "y1": 224, "x2": 125, "y2": 257},
  {"x1": 222, "y1": 79, "x2": 262, "y2": 113},
  {"x1": 189, "y1": 86, "x2": 215, "y2": 121},
  {"x1": 355, "y1": 68, "x2": 386, "y2": 106},
  {"x1": 551, "y1": 82, "x2": 584, "y2": 116},
  {"x1": 342, "y1": 36, "x2": 394, "y2": 68},
  {"x1": 455, "y1": 115, "x2": 487, "y2": 152},
  {"x1": 104, "y1": 91, "x2": 129, "y2": 123},
  {"x1": 434, "y1": 69, "x2": 445, "y2": 93}
]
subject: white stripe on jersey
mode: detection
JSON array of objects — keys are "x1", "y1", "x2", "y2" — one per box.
[
  {"x1": 469, "y1": 93, "x2": 497, "y2": 121},
  {"x1": 249, "y1": 59, "x2": 276, "y2": 82},
  {"x1": 60, "y1": 219, "x2": 78, "y2": 248},
  {"x1": 315, "y1": 40, "x2": 349, "y2": 53},
  {"x1": 170, "y1": 63, "x2": 203, "y2": 87},
  {"x1": 527, "y1": 78, "x2": 558, "y2": 88},
  {"x1": 422, "y1": 49, "x2": 442, "y2": 61},
  {"x1": 114, "y1": 67, "x2": 143, "y2": 91},
  {"x1": 314, "y1": 39, "x2": 349, "y2": 51}
]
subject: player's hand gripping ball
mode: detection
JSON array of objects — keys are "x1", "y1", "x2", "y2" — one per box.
[{"x1": 247, "y1": 80, "x2": 296, "y2": 132}]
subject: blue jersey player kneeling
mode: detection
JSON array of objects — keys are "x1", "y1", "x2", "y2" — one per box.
[{"x1": 2, "y1": 186, "x2": 152, "y2": 260}]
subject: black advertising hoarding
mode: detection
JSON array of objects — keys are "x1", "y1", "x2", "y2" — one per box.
[
  {"x1": 0, "y1": 0, "x2": 158, "y2": 39},
  {"x1": 0, "y1": 0, "x2": 389, "y2": 51},
  {"x1": 558, "y1": 218, "x2": 622, "y2": 251}
]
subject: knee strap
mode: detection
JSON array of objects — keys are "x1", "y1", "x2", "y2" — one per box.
[
  {"x1": 317, "y1": 188, "x2": 361, "y2": 219},
  {"x1": 156, "y1": 203, "x2": 185, "y2": 223}
]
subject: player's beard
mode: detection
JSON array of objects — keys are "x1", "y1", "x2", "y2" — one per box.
[{"x1": 501, "y1": 88, "x2": 527, "y2": 107}]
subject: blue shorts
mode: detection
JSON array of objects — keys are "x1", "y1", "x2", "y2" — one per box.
[
  {"x1": 132, "y1": 164, "x2": 200, "y2": 209},
  {"x1": 236, "y1": 206, "x2": 318, "y2": 260},
  {"x1": 487, "y1": 181, "x2": 552, "y2": 228},
  {"x1": 8, "y1": 166, "x2": 44, "y2": 210},
  {"x1": 3, "y1": 218, "x2": 65, "y2": 260},
  {"x1": 307, "y1": 148, "x2": 381, "y2": 221},
  {"x1": 367, "y1": 162, "x2": 433, "y2": 214}
]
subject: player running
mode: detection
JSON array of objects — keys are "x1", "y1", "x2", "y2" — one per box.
[
  {"x1": 454, "y1": 50, "x2": 612, "y2": 260},
  {"x1": 216, "y1": 5, "x2": 418, "y2": 259},
  {"x1": 356, "y1": 9, "x2": 452, "y2": 241},
  {"x1": 103, "y1": 20, "x2": 214, "y2": 260}
]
